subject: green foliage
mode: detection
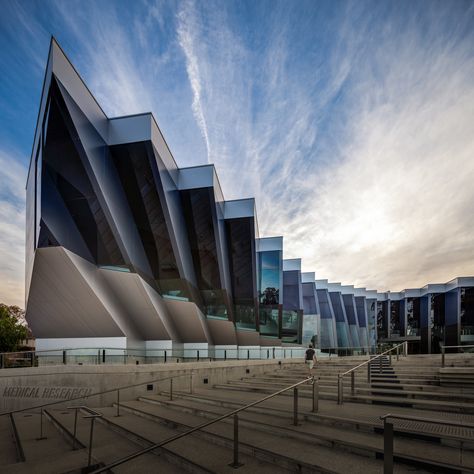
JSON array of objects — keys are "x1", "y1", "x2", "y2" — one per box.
[{"x1": 0, "y1": 304, "x2": 28, "y2": 353}]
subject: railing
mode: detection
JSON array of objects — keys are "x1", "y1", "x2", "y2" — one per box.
[
  {"x1": 337, "y1": 341, "x2": 407, "y2": 404},
  {"x1": 0, "y1": 345, "x2": 311, "y2": 369},
  {"x1": 441, "y1": 344, "x2": 474, "y2": 367},
  {"x1": 89, "y1": 375, "x2": 317, "y2": 473},
  {"x1": 0, "y1": 372, "x2": 197, "y2": 470},
  {"x1": 380, "y1": 413, "x2": 474, "y2": 474},
  {"x1": 67, "y1": 406, "x2": 102, "y2": 469}
]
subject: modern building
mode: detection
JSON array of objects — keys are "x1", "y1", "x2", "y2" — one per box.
[{"x1": 25, "y1": 39, "x2": 474, "y2": 356}]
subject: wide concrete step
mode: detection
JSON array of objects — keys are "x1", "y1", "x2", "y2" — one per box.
[
  {"x1": 147, "y1": 392, "x2": 474, "y2": 472},
  {"x1": 224, "y1": 379, "x2": 474, "y2": 402},
  {"x1": 47, "y1": 407, "x2": 185, "y2": 474},
  {"x1": 0, "y1": 414, "x2": 22, "y2": 465},
  {"x1": 113, "y1": 398, "x2": 426, "y2": 474},
  {"x1": 212, "y1": 382, "x2": 474, "y2": 412}
]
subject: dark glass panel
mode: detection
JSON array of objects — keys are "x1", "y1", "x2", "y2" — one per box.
[
  {"x1": 40, "y1": 80, "x2": 125, "y2": 267},
  {"x1": 377, "y1": 301, "x2": 388, "y2": 339},
  {"x1": 390, "y1": 300, "x2": 401, "y2": 336},
  {"x1": 461, "y1": 287, "x2": 474, "y2": 345},
  {"x1": 431, "y1": 293, "x2": 445, "y2": 352},
  {"x1": 225, "y1": 217, "x2": 257, "y2": 329},
  {"x1": 110, "y1": 142, "x2": 180, "y2": 283},
  {"x1": 181, "y1": 188, "x2": 228, "y2": 318},
  {"x1": 342, "y1": 295, "x2": 357, "y2": 325},
  {"x1": 406, "y1": 298, "x2": 420, "y2": 336},
  {"x1": 355, "y1": 297, "x2": 367, "y2": 327}
]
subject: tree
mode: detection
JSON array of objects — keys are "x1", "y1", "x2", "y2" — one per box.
[{"x1": 0, "y1": 304, "x2": 28, "y2": 352}]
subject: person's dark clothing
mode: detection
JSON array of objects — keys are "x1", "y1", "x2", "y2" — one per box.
[{"x1": 305, "y1": 348, "x2": 315, "y2": 360}]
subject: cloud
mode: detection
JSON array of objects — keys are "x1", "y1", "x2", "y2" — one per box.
[
  {"x1": 175, "y1": 1, "x2": 474, "y2": 290},
  {"x1": 0, "y1": 150, "x2": 27, "y2": 307}
]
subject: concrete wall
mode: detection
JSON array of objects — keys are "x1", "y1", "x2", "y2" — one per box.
[{"x1": 0, "y1": 359, "x2": 300, "y2": 413}]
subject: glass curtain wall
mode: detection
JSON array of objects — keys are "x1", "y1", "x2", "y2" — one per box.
[
  {"x1": 377, "y1": 301, "x2": 388, "y2": 339},
  {"x1": 366, "y1": 299, "x2": 377, "y2": 352},
  {"x1": 225, "y1": 217, "x2": 257, "y2": 330},
  {"x1": 431, "y1": 293, "x2": 445, "y2": 353},
  {"x1": 181, "y1": 188, "x2": 230, "y2": 319},
  {"x1": 390, "y1": 300, "x2": 402, "y2": 337},
  {"x1": 330, "y1": 292, "x2": 352, "y2": 351},
  {"x1": 406, "y1": 298, "x2": 421, "y2": 336},
  {"x1": 461, "y1": 287, "x2": 474, "y2": 345},
  {"x1": 342, "y1": 294, "x2": 361, "y2": 348},
  {"x1": 257, "y1": 250, "x2": 282, "y2": 337},
  {"x1": 317, "y1": 289, "x2": 337, "y2": 349}
]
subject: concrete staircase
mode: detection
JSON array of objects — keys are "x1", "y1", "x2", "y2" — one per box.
[{"x1": 1, "y1": 355, "x2": 474, "y2": 473}]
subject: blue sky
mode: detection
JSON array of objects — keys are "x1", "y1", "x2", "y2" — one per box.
[{"x1": 0, "y1": 0, "x2": 473, "y2": 306}]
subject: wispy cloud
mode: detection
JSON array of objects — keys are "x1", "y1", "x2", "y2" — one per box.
[
  {"x1": 0, "y1": 149, "x2": 27, "y2": 306},
  {"x1": 175, "y1": 1, "x2": 474, "y2": 290}
]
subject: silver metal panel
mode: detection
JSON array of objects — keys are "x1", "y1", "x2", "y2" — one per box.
[
  {"x1": 224, "y1": 199, "x2": 255, "y2": 219},
  {"x1": 283, "y1": 258, "x2": 301, "y2": 271},
  {"x1": 178, "y1": 165, "x2": 214, "y2": 190},
  {"x1": 301, "y1": 272, "x2": 315, "y2": 283},
  {"x1": 206, "y1": 319, "x2": 237, "y2": 345},
  {"x1": 164, "y1": 299, "x2": 213, "y2": 344},
  {"x1": 108, "y1": 114, "x2": 152, "y2": 145},
  {"x1": 26, "y1": 247, "x2": 125, "y2": 338},
  {"x1": 256, "y1": 236, "x2": 283, "y2": 252}
]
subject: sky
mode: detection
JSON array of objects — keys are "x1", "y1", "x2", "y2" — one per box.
[{"x1": 0, "y1": 0, "x2": 473, "y2": 307}]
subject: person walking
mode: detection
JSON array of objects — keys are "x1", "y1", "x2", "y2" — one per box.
[{"x1": 305, "y1": 344, "x2": 317, "y2": 377}]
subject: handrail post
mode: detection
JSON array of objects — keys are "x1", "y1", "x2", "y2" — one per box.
[
  {"x1": 116, "y1": 390, "x2": 120, "y2": 417},
  {"x1": 351, "y1": 371, "x2": 355, "y2": 395},
  {"x1": 72, "y1": 407, "x2": 78, "y2": 450},
  {"x1": 63, "y1": 350, "x2": 66, "y2": 365},
  {"x1": 190, "y1": 373, "x2": 194, "y2": 394},
  {"x1": 367, "y1": 358, "x2": 371, "y2": 383},
  {"x1": 170, "y1": 378, "x2": 173, "y2": 401},
  {"x1": 293, "y1": 387, "x2": 298, "y2": 425},
  {"x1": 379, "y1": 356, "x2": 383, "y2": 374},
  {"x1": 87, "y1": 417, "x2": 96, "y2": 468},
  {"x1": 441, "y1": 346, "x2": 445, "y2": 368},
  {"x1": 337, "y1": 374, "x2": 343, "y2": 405},
  {"x1": 383, "y1": 418, "x2": 394, "y2": 474},
  {"x1": 229, "y1": 414, "x2": 243, "y2": 468},
  {"x1": 396, "y1": 345, "x2": 399, "y2": 361},
  {"x1": 389, "y1": 352, "x2": 392, "y2": 366},
  {"x1": 37, "y1": 408, "x2": 47, "y2": 440},
  {"x1": 404, "y1": 341, "x2": 408, "y2": 357},
  {"x1": 312, "y1": 377, "x2": 319, "y2": 412}
]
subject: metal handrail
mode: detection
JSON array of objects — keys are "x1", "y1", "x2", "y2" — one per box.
[
  {"x1": 90, "y1": 376, "x2": 315, "y2": 473},
  {"x1": 337, "y1": 341, "x2": 407, "y2": 404},
  {"x1": 380, "y1": 413, "x2": 474, "y2": 473},
  {"x1": 380, "y1": 413, "x2": 474, "y2": 429},
  {"x1": 340, "y1": 342, "x2": 406, "y2": 376},
  {"x1": 441, "y1": 344, "x2": 474, "y2": 367},
  {"x1": 0, "y1": 372, "x2": 194, "y2": 417}
]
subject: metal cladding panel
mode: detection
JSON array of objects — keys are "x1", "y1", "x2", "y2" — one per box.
[
  {"x1": 163, "y1": 299, "x2": 213, "y2": 344},
  {"x1": 108, "y1": 114, "x2": 152, "y2": 145},
  {"x1": 26, "y1": 247, "x2": 125, "y2": 338},
  {"x1": 236, "y1": 330, "x2": 260, "y2": 346},
  {"x1": 256, "y1": 236, "x2": 283, "y2": 252},
  {"x1": 99, "y1": 268, "x2": 179, "y2": 341},
  {"x1": 51, "y1": 40, "x2": 108, "y2": 141},
  {"x1": 224, "y1": 199, "x2": 255, "y2": 219},
  {"x1": 178, "y1": 165, "x2": 214, "y2": 190},
  {"x1": 206, "y1": 319, "x2": 238, "y2": 345}
]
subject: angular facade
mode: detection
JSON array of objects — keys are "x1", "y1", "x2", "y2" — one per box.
[{"x1": 26, "y1": 40, "x2": 473, "y2": 355}]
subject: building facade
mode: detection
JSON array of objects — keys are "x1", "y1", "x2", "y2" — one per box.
[{"x1": 25, "y1": 39, "x2": 473, "y2": 355}]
